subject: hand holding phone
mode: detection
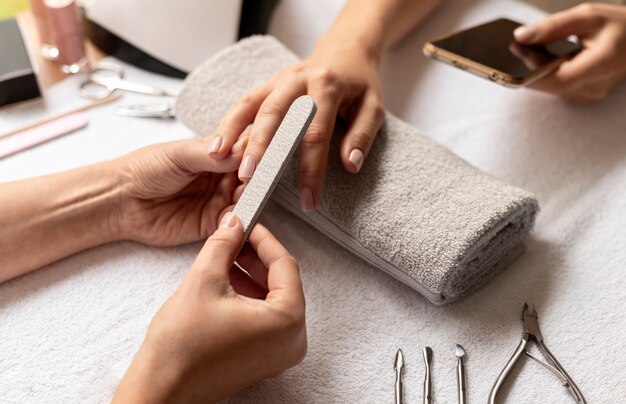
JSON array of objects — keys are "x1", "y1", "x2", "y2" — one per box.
[
  {"x1": 514, "y1": 3, "x2": 626, "y2": 103},
  {"x1": 423, "y1": 18, "x2": 580, "y2": 87}
]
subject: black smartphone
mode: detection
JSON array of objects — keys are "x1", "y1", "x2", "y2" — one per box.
[{"x1": 423, "y1": 18, "x2": 581, "y2": 87}]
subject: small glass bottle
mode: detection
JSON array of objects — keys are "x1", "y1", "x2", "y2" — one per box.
[
  {"x1": 44, "y1": 0, "x2": 88, "y2": 74},
  {"x1": 29, "y1": 0, "x2": 58, "y2": 60}
]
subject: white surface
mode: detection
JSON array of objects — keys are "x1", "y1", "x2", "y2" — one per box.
[
  {"x1": 1, "y1": 0, "x2": 625, "y2": 403},
  {"x1": 80, "y1": 0, "x2": 242, "y2": 72}
]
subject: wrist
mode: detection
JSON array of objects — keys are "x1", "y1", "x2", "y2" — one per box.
[
  {"x1": 316, "y1": 30, "x2": 384, "y2": 65},
  {"x1": 67, "y1": 161, "x2": 125, "y2": 246},
  {"x1": 114, "y1": 342, "x2": 185, "y2": 404}
]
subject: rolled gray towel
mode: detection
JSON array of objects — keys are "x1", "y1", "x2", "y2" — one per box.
[{"x1": 175, "y1": 36, "x2": 539, "y2": 304}]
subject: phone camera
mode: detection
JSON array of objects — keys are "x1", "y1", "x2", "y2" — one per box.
[{"x1": 489, "y1": 73, "x2": 498, "y2": 81}]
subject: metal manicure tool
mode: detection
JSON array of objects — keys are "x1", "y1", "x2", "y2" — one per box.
[
  {"x1": 489, "y1": 302, "x2": 586, "y2": 404},
  {"x1": 423, "y1": 346, "x2": 433, "y2": 404},
  {"x1": 394, "y1": 349, "x2": 405, "y2": 404},
  {"x1": 116, "y1": 102, "x2": 176, "y2": 119},
  {"x1": 455, "y1": 344, "x2": 467, "y2": 404},
  {"x1": 79, "y1": 62, "x2": 179, "y2": 100}
]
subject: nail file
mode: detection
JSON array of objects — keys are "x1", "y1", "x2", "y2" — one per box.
[
  {"x1": 233, "y1": 95, "x2": 317, "y2": 241},
  {"x1": 0, "y1": 111, "x2": 88, "y2": 159}
]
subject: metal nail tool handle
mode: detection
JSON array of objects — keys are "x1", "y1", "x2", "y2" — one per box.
[
  {"x1": 489, "y1": 337, "x2": 528, "y2": 404},
  {"x1": 395, "y1": 349, "x2": 405, "y2": 404},
  {"x1": 395, "y1": 374, "x2": 403, "y2": 404},
  {"x1": 423, "y1": 346, "x2": 433, "y2": 404},
  {"x1": 457, "y1": 357, "x2": 467, "y2": 404}
]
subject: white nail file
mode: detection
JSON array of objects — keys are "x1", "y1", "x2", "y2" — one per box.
[{"x1": 233, "y1": 95, "x2": 317, "y2": 241}]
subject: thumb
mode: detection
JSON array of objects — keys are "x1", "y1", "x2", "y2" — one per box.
[
  {"x1": 191, "y1": 213, "x2": 244, "y2": 285},
  {"x1": 514, "y1": 5, "x2": 600, "y2": 44},
  {"x1": 168, "y1": 139, "x2": 243, "y2": 174}
]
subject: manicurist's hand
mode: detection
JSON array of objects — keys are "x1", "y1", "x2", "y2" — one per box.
[
  {"x1": 206, "y1": 0, "x2": 442, "y2": 212},
  {"x1": 114, "y1": 214, "x2": 307, "y2": 403},
  {"x1": 0, "y1": 137, "x2": 245, "y2": 281},
  {"x1": 514, "y1": 3, "x2": 626, "y2": 103}
]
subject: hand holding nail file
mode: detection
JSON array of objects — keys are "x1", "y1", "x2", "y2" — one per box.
[{"x1": 232, "y1": 95, "x2": 317, "y2": 241}]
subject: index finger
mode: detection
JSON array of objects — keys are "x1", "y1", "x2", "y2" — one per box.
[
  {"x1": 239, "y1": 81, "x2": 306, "y2": 181},
  {"x1": 528, "y1": 46, "x2": 604, "y2": 95},
  {"x1": 247, "y1": 224, "x2": 304, "y2": 307}
]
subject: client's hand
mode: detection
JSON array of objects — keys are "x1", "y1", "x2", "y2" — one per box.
[
  {"x1": 207, "y1": 41, "x2": 385, "y2": 212},
  {"x1": 115, "y1": 138, "x2": 245, "y2": 246},
  {"x1": 114, "y1": 214, "x2": 307, "y2": 403},
  {"x1": 0, "y1": 137, "x2": 245, "y2": 280},
  {"x1": 514, "y1": 3, "x2": 626, "y2": 103}
]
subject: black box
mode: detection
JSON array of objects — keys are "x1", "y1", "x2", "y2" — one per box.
[{"x1": 0, "y1": 19, "x2": 41, "y2": 107}]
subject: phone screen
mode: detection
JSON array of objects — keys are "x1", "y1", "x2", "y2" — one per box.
[{"x1": 431, "y1": 18, "x2": 580, "y2": 80}]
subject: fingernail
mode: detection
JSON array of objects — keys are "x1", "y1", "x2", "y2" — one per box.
[
  {"x1": 348, "y1": 149, "x2": 364, "y2": 172},
  {"x1": 209, "y1": 136, "x2": 222, "y2": 154},
  {"x1": 219, "y1": 212, "x2": 238, "y2": 229},
  {"x1": 300, "y1": 188, "x2": 315, "y2": 212},
  {"x1": 239, "y1": 155, "x2": 256, "y2": 180},
  {"x1": 231, "y1": 136, "x2": 248, "y2": 154},
  {"x1": 514, "y1": 25, "x2": 535, "y2": 42}
]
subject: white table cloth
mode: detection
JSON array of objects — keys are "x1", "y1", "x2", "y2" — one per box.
[{"x1": 1, "y1": 0, "x2": 624, "y2": 402}]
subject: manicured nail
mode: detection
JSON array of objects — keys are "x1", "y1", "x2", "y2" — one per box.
[
  {"x1": 239, "y1": 155, "x2": 256, "y2": 180},
  {"x1": 349, "y1": 149, "x2": 364, "y2": 172},
  {"x1": 300, "y1": 188, "x2": 315, "y2": 212},
  {"x1": 219, "y1": 212, "x2": 238, "y2": 229},
  {"x1": 231, "y1": 136, "x2": 248, "y2": 154},
  {"x1": 209, "y1": 136, "x2": 222, "y2": 154},
  {"x1": 514, "y1": 25, "x2": 535, "y2": 42}
]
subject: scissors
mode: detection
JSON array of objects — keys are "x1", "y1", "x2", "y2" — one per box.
[
  {"x1": 79, "y1": 62, "x2": 178, "y2": 100},
  {"x1": 489, "y1": 303, "x2": 586, "y2": 404}
]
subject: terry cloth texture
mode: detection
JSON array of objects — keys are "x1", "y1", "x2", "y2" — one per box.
[{"x1": 175, "y1": 36, "x2": 539, "y2": 304}]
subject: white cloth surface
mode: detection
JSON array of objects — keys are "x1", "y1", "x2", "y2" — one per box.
[{"x1": 0, "y1": 0, "x2": 625, "y2": 402}]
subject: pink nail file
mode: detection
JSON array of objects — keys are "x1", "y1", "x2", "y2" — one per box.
[
  {"x1": 0, "y1": 111, "x2": 88, "y2": 159},
  {"x1": 233, "y1": 95, "x2": 317, "y2": 241}
]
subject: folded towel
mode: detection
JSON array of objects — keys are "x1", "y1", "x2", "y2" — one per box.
[{"x1": 175, "y1": 36, "x2": 539, "y2": 304}]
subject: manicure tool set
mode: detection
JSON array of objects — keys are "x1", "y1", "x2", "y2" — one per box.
[
  {"x1": 394, "y1": 303, "x2": 585, "y2": 403},
  {"x1": 79, "y1": 61, "x2": 178, "y2": 119}
]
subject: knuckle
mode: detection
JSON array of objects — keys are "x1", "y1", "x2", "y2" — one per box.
[
  {"x1": 245, "y1": 140, "x2": 268, "y2": 157},
  {"x1": 314, "y1": 67, "x2": 338, "y2": 86},
  {"x1": 302, "y1": 124, "x2": 328, "y2": 146},
  {"x1": 288, "y1": 63, "x2": 306, "y2": 75},
  {"x1": 207, "y1": 232, "x2": 234, "y2": 247},
  {"x1": 300, "y1": 163, "x2": 324, "y2": 183},
  {"x1": 371, "y1": 101, "x2": 386, "y2": 122},
  {"x1": 234, "y1": 93, "x2": 256, "y2": 109},
  {"x1": 577, "y1": 2, "x2": 598, "y2": 15},
  {"x1": 258, "y1": 98, "x2": 285, "y2": 116},
  {"x1": 247, "y1": 134, "x2": 269, "y2": 150},
  {"x1": 281, "y1": 255, "x2": 299, "y2": 272},
  {"x1": 351, "y1": 130, "x2": 375, "y2": 145},
  {"x1": 276, "y1": 304, "x2": 306, "y2": 335}
]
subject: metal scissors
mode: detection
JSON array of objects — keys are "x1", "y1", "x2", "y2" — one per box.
[
  {"x1": 489, "y1": 303, "x2": 586, "y2": 404},
  {"x1": 79, "y1": 62, "x2": 178, "y2": 100}
]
